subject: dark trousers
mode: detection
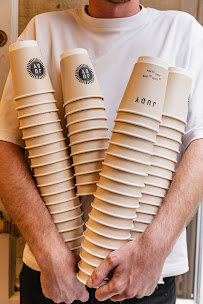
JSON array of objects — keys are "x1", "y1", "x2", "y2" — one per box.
[{"x1": 20, "y1": 264, "x2": 176, "y2": 304}]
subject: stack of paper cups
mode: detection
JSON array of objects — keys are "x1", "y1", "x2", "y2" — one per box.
[
  {"x1": 77, "y1": 56, "x2": 169, "y2": 285},
  {"x1": 60, "y1": 49, "x2": 109, "y2": 196},
  {"x1": 131, "y1": 66, "x2": 192, "y2": 243},
  {"x1": 9, "y1": 41, "x2": 84, "y2": 254}
]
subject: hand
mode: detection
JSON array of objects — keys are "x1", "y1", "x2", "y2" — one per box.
[
  {"x1": 87, "y1": 234, "x2": 166, "y2": 301},
  {"x1": 40, "y1": 247, "x2": 89, "y2": 304}
]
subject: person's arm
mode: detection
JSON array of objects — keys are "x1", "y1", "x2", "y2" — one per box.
[
  {"x1": 0, "y1": 141, "x2": 89, "y2": 303},
  {"x1": 87, "y1": 138, "x2": 203, "y2": 301}
]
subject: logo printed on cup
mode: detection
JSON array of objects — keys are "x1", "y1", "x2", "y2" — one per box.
[
  {"x1": 75, "y1": 64, "x2": 95, "y2": 84},
  {"x1": 27, "y1": 58, "x2": 46, "y2": 79},
  {"x1": 135, "y1": 97, "x2": 156, "y2": 107}
]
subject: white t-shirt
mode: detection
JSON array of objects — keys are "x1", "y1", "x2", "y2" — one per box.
[{"x1": 0, "y1": 4, "x2": 203, "y2": 277}]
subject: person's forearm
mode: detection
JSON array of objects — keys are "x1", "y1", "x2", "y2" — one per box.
[
  {"x1": 0, "y1": 141, "x2": 74, "y2": 270},
  {"x1": 143, "y1": 138, "x2": 203, "y2": 258}
]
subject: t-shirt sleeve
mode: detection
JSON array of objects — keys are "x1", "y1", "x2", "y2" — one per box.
[
  {"x1": 0, "y1": 17, "x2": 36, "y2": 148},
  {"x1": 182, "y1": 28, "x2": 203, "y2": 150}
]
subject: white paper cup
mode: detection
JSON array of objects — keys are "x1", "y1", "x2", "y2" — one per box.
[
  {"x1": 147, "y1": 165, "x2": 174, "y2": 180},
  {"x1": 47, "y1": 198, "x2": 81, "y2": 213},
  {"x1": 68, "y1": 118, "x2": 108, "y2": 134},
  {"x1": 92, "y1": 198, "x2": 137, "y2": 219},
  {"x1": 66, "y1": 107, "x2": 106, "y2": 125},
  {"x1": 116, "y1": 109, "x2": 161, "y2": 129},
  {"x1": 17, "y1": 101, "x2": 57, "y2": 117},
  {"x1": 56, "y1": 216, "x2": 84, "y2": 231},
  {"x1": 143, "y1": 184, "x2": 168, "y2": 197},
  {"x1": 146, "y1": 174, "x2": 171, "y2": 189},
  {"x1": 24, "y1": 130, "x2": 64, "y2": 147},
  {"x1": 74, "y1": 159, "x2": 104, "y2": 175},
  {"x1": 111, "y1": 132, "x2": 154, "y2": 152},
  {"x1": 65, "y1": 235, "x2": 84, "y2": 249},
  {"x1": 156, "y1": 134, "x2": 181, "y2": 151},
  {"x1": 108, "y1": 141, "x2": 152, "y2": 164},
  {"x1": 137, "y1": 202, "x2": 159, "y2": 215},
  {"x1": 162, "y1": 115, "x2": 186, "y2": 132},
  {"x1": 19, "y1": 110, "x2": 59, "y2": 128},
  {"x1": 64, "y1": 98, "x2": 105, "y2": 115},
  {"x1": 80, "y1": 248, "x2": 103, "y2": 267},
  {"x1": 41, "y1": 188, "x2": 76, "y2": 204},
  {"x1": 71, "y1": 246, "x2": 82, "y2": 256},
  {"x1": 77, "y1": 268, "x2": 91, "y2": 285},
  {"x1": 132, "y1": 221, "x2": 148, "y2": 232},
  {"x1": 72, "y1": 150, "x2": 106, "y2": 165},
  {"x1": 84, "y1": 228, "x2": 128, "y2": 250},
  {"x1": 33, "y1": 157, "x2": 73, "y2": 175},
  {"x1": 38, "y1": 178, "x2": 75, "y2": 195},
  {"x1": 76, "y1": 182, "x2": 97, "y2": 196},
  {"x1": 35, "y1": 166, "x2": 73, "y2": 185},
  {"x1": 89, "y1": 208, "x2": 133, "y2": 229},
  {"x1": 101, "y1": 163, "x2": 147, "y2": 186},
  {"x1": 26, "y1": 138, "x2": 67, "y2": 156},
  {"x1": 22, "y1": 121, "x2": 63, "y2": 138},
  {"x1": 151, "y1": 155, "x2": 176, "y2": 170},
  {"x1": 158, "y1": 125, "x2": 183, "y2": 142},
  {"x1": 113, "y1": 121, "x2": 158, "y2": 142},
  {"x1": 141, "y1": 194, "x2": 163, "y2": 206},
  {"x1": 78, "y1": 259, "x2": 95, "y2": 277},
  {"x1": 134, "y1": 212, "x2": 154, "y2": 224},
  {"x1": 30, "y1": 149, "x2": 70, "y2": 167},
  {"x1": 60, "y1": 226, "x2": 84, "y2": 241},
  {"x1": 15, "y1": 92, "x2": 55, "y2": 108},
  {"x1": 70, "y1": 138, "x2": 109, "y2": 154},
  {"x1": 74, "y1": 171, "x2": 100, "y2": 184},
  {"x1": 153, "y1": 144, "x2": 179, "y2": 160},
  {"x1": 95, "y1": 185, "x2": 140, "y2": 208},
  {"x1": 51, "y1": 207, "x2": 83, "y2": 223},
  {"x1": 69, "y1": 128, "x2": 109, "y2": 144},
  {"x1": 130, "y1": 230, "x2": 142, "y2": 239},
  {"x1": 81, "y1": 238, "x2": 112, "y2": 259},
  {"x1": 98, "y1": 175, "x2": 143, "y2": 196}
]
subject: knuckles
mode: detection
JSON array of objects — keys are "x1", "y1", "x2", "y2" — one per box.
[
  {"x1": 124, "y1": 289, "x2": 135, "y2": 299},
  {"x1": 106, "y1": 253, "x2": 118, "y2": 267}
]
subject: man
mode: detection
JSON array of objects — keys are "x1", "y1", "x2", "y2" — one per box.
[{"x1": 0, "y1": 0, "x2": 203, "y2": 303}]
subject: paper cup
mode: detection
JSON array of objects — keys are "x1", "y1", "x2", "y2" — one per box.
[
  {"x1": 17, "y1": 101, "x2": 57, "y2": 117},
  {"x1": 47, "y1": 198, "x2": 81, "y2": 213},
  {"x1": 84, "y1": 229, "x2": 128, "y2": 250},
  {"x1": 103, "y1": 154, "x2": 149, "y2": 176},
  {"x1": 113, "y1": 121, "x2": 158, "y2": 142},
  {"x1": 118, "y1": 56, "x2": 168, "y2": 120},
  {"x1": 156, "y1": 134, "x2": 181, "y2": 151},
  {"x1": 68, "y1": 118, "x2": 108, "y2": 134},
  {"x1": 33, "y1": 157, "x2": 73, "y2": 175},
  {"x1": 81, "y1": 238, "x2": 112, "y2": 259},
  {"x1": 137, "y1": 202, "x2": 159, "y2": 215},
  {"x1": 95, "y1": 185, "x2": 140, "y2": 208},
  {"x1": 78, "y1": 259, "x2": 95, "y2": 277},
  {"x1": 41, "y1": 188, "x2": 76, "y2": 204},
  {"x1": 116, "y1": 110, "x2": 161, "y2": 129},
  {"x1": 38, "y1": 178, "x2": 75, "y2": 195},
  {"x1": 60, "y1": 49, "x2": 103, "y2": 102},
  {"x1": 70, "y1": 138, "x2": 109, "y2": 154},
  {"x1": 27, "y1": 139, "x2": 67, "y2": 157},
  {"x1": 30, "y1": 148, "x2": 70, "y2": 167},
  {"x1": 64, "y1": 97, "x2": 105, "y2": 114},
  {"x1": 51, "y1": 207, "x2": 82, "y2": 223},
  {"x1": 98, "y1": 175, "x2": 143, "y2": 196},
  {"x1": 159, "y1": 123, "x2": 184, "y2": 134},
  {"x1": 89, "y1": 208, "x2": 133, "y2": 229},
  {"x1": 72, "y1": 150, "x2": 106, "y2": 165},
  {"x1": 134, "y1": 212, "x2": 154, "y2": 224},
  {"x1": 22, "y1": 121, "x2": 63, "y2": 138},
  {"x1": 76, "y1": 183, "x2": 97, "y2": 196},
  {"x1": 101, "y1": 163, "x2": 147, "y2": 186},
  {"x1": 19, "y1": 111, "x2": 60, "y2": 128},
  {"x1": 74, "y1": 171, "x2": 100, "y2": 184},
  {"x1": 56, "y1": 216, "x2": 84, "y2": 231},
  {"x1": 111, "y1": 132, "x2": 154, "y2": 152},
  {"x1": 158, "y1": 125, "x2": 183, "y2": 142},
  {"x1": 60, "y1": 226, "x2": 84, "y2": 241},
  {"x1": 77, "y1": 269, "x2": 91, "y2": 285},
  {"x1": 74, "y1": 159, "x2": 104, "y2": 175},
  {"x1": 146, "y1": 174, "x2": 171, "y2": 189},
  {"x1": 69, "y1": 128, "x2": 109, "y2": 144},
  {"x1": 15, "y1": 92, "x2": 55, "y2": 108},
  {"x1": 24, "y1": 129, "x2": 64, "y2": 147},
  {"x1": 141, "y1": 194, "x2": 163, "y2": 206},
  {"x1": 143, "y1": 184, "x2": 168, "y2": 197},
  {"x1": 151, "y1": 155, "x2": 176, "y2": 171},
  {"x1": 162, "y1": 67, "x2": 192, "y2": 122},
  {"x1": 161, "y1": 115, "x2": 186, "y2": 132},
  {"x1": 80, "y1": 248, "x2": 103, "y2": 267},
  {"x1": 71, "y1": 246, "x2": 82, "y2": 256},
  {"x1": 108, "y1": 141, "x2": 152, "y2": 164},
  {"x1": 153, "y1": 144, "x2": 179, "y2": 160},
  {"x1": 65, "y1": 235, "x2": 84, "y2": 249},
  {"x1": 92, "y1": 198, "x2": 137, "y2": 219},
  {"x1": 9, "y1": 41, "x2": 54, "y2": 99},
  {"x1": 132, "y1": 221, "x2": 148, "y2": 232},
  {"x1": 130, "y1": 230, "x2": 142, "y2": 239},
  {"x1": 35, "y1": 166, "x2": 73, "y2": 185},
  {"x1": 148, "y1": 165, "x2": 174, "y2": 180},
  {"x1": 66, "y1": 108, "x2": 106, "y2": 125}
]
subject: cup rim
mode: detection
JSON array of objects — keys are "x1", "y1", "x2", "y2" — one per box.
[
  {"x1": 25, "y1": 138, "x2": 66, "y2": 150},
  {"x1": 102, "y1": 161, "x2": 148, "y2": 177},
  {"x1": 88, "y1": 212, "x2": 134, "y2": 230},
  {"x1": 91, "y1": 202, "x2": 136, "y2": 219},
  {"x1": 48, "y1": 204, "x2": 82, "y2": 215},
  {"x1": 138, "y1": 56, "x2": 168, "y2": 69},
  {"x1": 150, "y1": 162, "x2": 175, "y2": 172},
  {"x1": 96, "y1": 183, "x2": 142, "y2": 199},
  {"x1": 45, "y1": 196, "x2": 78, "y2": 206},
  {"x1": 81, "y1": 240, "x2": 111, "y2": 259},
  {"x1": 70, "y1": 147, "x2": 107, "y2": 157},
  {"x1": 86, "y1": 223, "x2": 131, "y2": 240},
  {"x1": 57, "y1": 222, "x2": 84, "y2": 233},
  {"x1": 69, "y1": 245, "x2": 82, "y2": 251},
  {"x1": 114, "y1": 119, "x2": 159, "y2": 132},
  {"x1": 34, "y1": 165, "x2": 73, "y2": 177},
  {"x1": 117, "y1": 109, "x2": 162, "y2": 122},
  {"x1": 9, "y1": 40, "x2": 38, "y2": 51},
  {"x1": 80, "y1": 249, "x2": 102, "y2": 266},
  {"x1": 94, "y1": 194, "x2": 139, "y2": 209},
  {"x1": 79, "y1": 254, "x2": 100, "y2": 268},
  {"x1": 152, "y1": 153, "x2": 177, "y2": 163},
  {"x1": 159, "y1": 123, "x2": 185, "y2": 134},
  {"x1": 64, "y1": 106, "x2": 106, "y2": 117},
  {"x1": 106, "y1": 151, "x2": 150, "y2": 166},
  {"x1": 17, "y1": 109, "x2": 59, "y2": 119},
  {"x1": 22, "y1": 129, "x2": 64, "y2": 140},
  {"x1": 162, "y1": 113, "x2": 187, "y2": 124},
  {"x1": 63, "y1": 233, "x2": 84, "y2": 243},
  {"x1": 73, "y1": 158, "x2": 105, "y2": 167},
  {"x1": 69, "y1": 137, "x2": 110, "y2": 147},
  {"x1": 53, "y1": 212, "x2": 83, "y2": 224},
  {"x1": 14, "y1": 90, "x2": 55, "y2": 101},
  {"x1": 68, "y1": 127, "x2": 109, "y2": 137},
  {"x1": 112, "y1": 130, "x2": 156, "y2": 143},
  {"x1": 78, "y1": 261, "x2": 94, "y2": 276},
  {"x1": 154, "y1": 143, "x2": 180, "y2": 153},
  {"x1": 132, "y1": 218, "x2": 152, "y2": 224},
  {"x1": 30, "y1": 156, "x2": 71, "y2": 168},
  {"x1": 41, "y1": 186, "x2": 76, "y2": 197},
  {"x1": 139, "y1": 199, "x2": 161, "y2": 207},
  {"x1": 19, "y1": 119, "x2": 61, "y2": 130},
  {"x1": 141, "y1": 190, "x2": 165, "y2": 198},
  {"x1": 74, "y1": 169, "x2": 101, "y2": 177},
  {"x1": 37, "y1": 176, "x2": 75, "y2": 188},
  {"x1": 29, "y1": 147, "x2": 68, "y2": 159},
  {"x1": 136, "y1": 208, "x2": 157, "y2": 216},
  {"x1": 99, "y1": 173, "x2": 144, "y2": 188},
  {"x1": 75, "y1": 181, "x2": 98, "y2": 186},
  {"x1": 16, "y1": 100, "x2": 57, "y2": 110},
  {"x1": 147, "y1": 172, "x2": 172, "y2": 181},
  {"x1": 63, "y1": 95, "x2": 104, "y2": 107},
  {"x1": 66, "y1": 116, "x2": 107, "y2": 127},
  {"x1": 83, "y1": 230, "x2": 123, "y2": 250},
  {"x1": 108, "y1": 140, "x2": 152, "y2": 155}
]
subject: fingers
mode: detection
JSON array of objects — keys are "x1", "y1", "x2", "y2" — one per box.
[
  {"x1": 87, "y1": 252, "x2": 118, "y2": 288},
  {"x1": 78, "y1": 289, "x2": 90, "y2": 303},
  {"x1": 95, "y1": 277, "x2": 126, "y2": 301}
]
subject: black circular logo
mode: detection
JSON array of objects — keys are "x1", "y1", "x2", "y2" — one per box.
[
  {"x1": 27, "y1": 58, "x2": 46, "y2": 79},
  {"x1": 75, "y1": 64, "x2": 95, "y2": 84}
]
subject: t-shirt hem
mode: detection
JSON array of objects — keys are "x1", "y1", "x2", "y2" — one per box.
[{"x1": 0, "y1": 130, "x2": 24, "y2": 148}]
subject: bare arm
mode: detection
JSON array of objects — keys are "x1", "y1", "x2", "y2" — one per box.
[
  {"x1": 87, "y1": 139, "x2": 203, "y2": 300},
  {"x1": 0, "y1": 141, "x2": 89, "y2": 303}
]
